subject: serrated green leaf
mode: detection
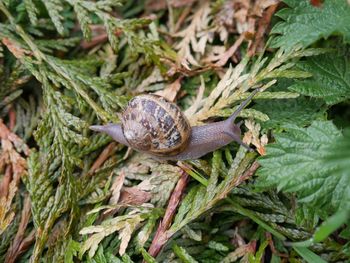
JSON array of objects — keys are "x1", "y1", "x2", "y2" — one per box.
[
  {"x1": 270, "y1": 0, "x2": 350, "y2": 50},
  {"x1": 289, "y1": 52, "x2": 350, "y2": 105},
  {"x1": 253, "y1": 97, "x2": 327, "y2": 130},
  {"x1": 257, "y1": 121, "x2": 350, "y2": 215}
]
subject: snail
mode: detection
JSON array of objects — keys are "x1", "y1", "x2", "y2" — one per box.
[{"x1": 90, "y1": 89, "x2": 259, "y2": 161}]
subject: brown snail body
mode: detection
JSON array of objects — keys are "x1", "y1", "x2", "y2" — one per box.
[{"x1": 90, "y1": 90, "x2": 259, "y2": 161}]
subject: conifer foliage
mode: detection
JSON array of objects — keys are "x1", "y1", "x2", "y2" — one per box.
[{"x1": 0, "y1": 0, "x2": 349, "y2": 262}]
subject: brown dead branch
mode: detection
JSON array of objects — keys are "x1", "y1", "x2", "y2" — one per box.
[
  {"x1": 88, "y1": 142, "x2": 118, "y2": 175},
  {"x1": 147, "y1": 169, "x2": 189, "y2": 258},
  {"x1": 1, "y1": 38, "x2": 31, "y2": 59},
  {"x1": 248, "y1": 3, "x2": 279, "y2": 56},
  {"x1": 0, "y1": 119, "x2": 29, "y2": 234},
  {"x1": 5, "y1": 196, "x2": 34, "y2": 263}
]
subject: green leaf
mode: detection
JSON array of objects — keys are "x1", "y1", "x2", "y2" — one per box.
[
  {"x1": 340, "y1": 225, "x2": 350, "y2": 239},
  {"x1": 72, "y1": 3, "x2": 92, "y2": 39},
  {"x1": 180, "y1": 165, "x2": 208, "y2": 187},
  {"x1": 293, "y1": 209, "x2": 350, "y2": 247},
  {"x1": 171, "y1": 185, "x2": 201, "y2": 227},
  {"x1": 257, "y1": 121, "x2": 350, "y2": 215},
  {"x1": 270, "y1": 0, "x2": 350, "y2": 49},
  {"x1": 139, "y1": 248, "x2": 156, "y2": 263},
  {"x1": 253, "y1": 97, "x2": 327, "y2": 130},
  {"x1": 293, "y1": 247, "x2": 327, "y2": 263},
  {"x1": 24, "y1": 0, "x2": 38, "y2": 25},
  {"x1": 172, "y1": 244, "x2": 198, "y2": 263},
  {"x1": 64, "y1": 238, "x2": 80, "y2": 263},
  {"x1": 289, "y1": 52, "x2": 350, "y2": 105},
  {"x1": 226, "y1": 200, "x2": 286, "y2": 240},
  {"x1": 313, "y1": 209, "x2": 349, "y2": 242},
  {"x1": 42, "y1": 0, "x2": 65, "y2": 35},
  {"x1": 121, "y1": 254, "x2": 134, "y2": 263},
  {"x1": 90, "y1": 245, "x2": 123, "y2": 263},
  {"x1": 207, "y1": 241, "x2": 229, "y2": 252},
  {"x1": 80, "y1": 209, "x2": 153, "y2": 258},
  {"x1": 249, "y1": 240, "x2": 269, "y2": 263}
]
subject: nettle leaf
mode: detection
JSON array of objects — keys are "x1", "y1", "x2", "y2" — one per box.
[
  {"x1": 289, "y1": 52, "x2": 350, "y2": 105},
  {"x1": 270, "y1": 0, "x2": 350, "y2": 50},
  {"x1": 253, "y1": 97, "x2": 327, "y2": 130},
  {"x1": 257, "y1": 121, "x2": 350, "y2": 215}
]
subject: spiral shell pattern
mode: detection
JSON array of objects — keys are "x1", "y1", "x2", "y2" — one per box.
[{"x1": 121, "y1": 94, "x2": 191, "y2": 156}]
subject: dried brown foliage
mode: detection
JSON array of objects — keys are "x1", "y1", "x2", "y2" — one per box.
[{"x1": 0, "y1": 119, "x2": 28, "y2": 234}]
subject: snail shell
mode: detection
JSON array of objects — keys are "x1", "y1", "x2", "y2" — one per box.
[
  {"x1": 90, "y1": 89, "x2": 259, "y2": 160},
  {"x1": 121, "y1": 94, "x2": 191, "y2": 156}
]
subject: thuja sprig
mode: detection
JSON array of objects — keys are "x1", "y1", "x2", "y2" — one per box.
[
  {"x1": 147, "y1": 149, "x2": 257, "y2": 258},
  {"x1": 0, "y1": 3, "x2": 121, "y2": 261},
  {"x1": 186, "y1": 47, "x2": 328, "y2": 125}
]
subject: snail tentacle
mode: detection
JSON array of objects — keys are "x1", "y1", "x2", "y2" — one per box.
[{"x1": 90, "y1": 89, "x2": 260, "y2": 160}]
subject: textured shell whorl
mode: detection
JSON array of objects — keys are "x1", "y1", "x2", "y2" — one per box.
[{"x1": 121, "y1": 94, "x2": 191, "y2": 156}]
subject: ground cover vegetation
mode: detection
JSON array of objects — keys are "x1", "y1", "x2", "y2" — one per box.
[{"x1": 0, "y1": 0, "x2": 349, "y2": 262}]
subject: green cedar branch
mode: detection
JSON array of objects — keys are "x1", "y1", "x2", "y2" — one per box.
[{"x1": 156, "y1": 150, "x2": 258, "y2": 257}]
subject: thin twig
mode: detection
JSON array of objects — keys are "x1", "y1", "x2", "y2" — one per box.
[
  {"x1": 248, "y1": 4, "x2": 279, "y2": 57},
  {"x1": 266, "y1": 232, "x2": 289, "y2": 258},
  {"x1": 80, "y1": 33, "x2": 108, "y2": 49},
  {"x1": 220, "y1": 160, "x2": 260, "y2": 200},
  {"x1": 147, "y1": 169, "x2": 189, "y2": 258},
  {"x1": 87, "y1": 142, "x2": 117, "y2": 176},
  {"x1": 214, "y1": 34, "x2": 245, "y2": 67},
  {"x1": 174, "y1": 5, "x2": 192, "y2": 33},
  {"x1": 5, "y1": 196, "x2": 35, "y2": 263},
  {"x1": 166, "y1": 0, "x2": 175, "y2": 34},
  {"x1": 9, "y1": 107, "x2": 16, "y2": 130},
  {"x1": 0, "y1": 166, "x2": 12, "y2": 198},
  {"x1": 239, "y1": 160, "x2": 260, "y2": 181},
  {"x1": 0, "y1": 118, "x2": 30, "y2": 156}
]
